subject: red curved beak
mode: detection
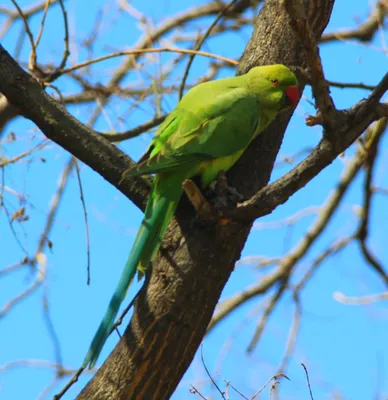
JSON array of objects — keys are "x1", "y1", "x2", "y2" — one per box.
[{"x1": 285, "y1": 85, "x2": 299, "y2": 108}]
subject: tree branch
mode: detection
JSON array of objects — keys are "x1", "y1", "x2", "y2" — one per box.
[
  {"x1": 231, "y1": 73, "x2": 388, "y2": 221},
  {"x1": 320, "y1": 1, "x2": 388, "y2": 44},
  {"x1": 0, "y1": 44, "x2": 150, "y2": 211}
]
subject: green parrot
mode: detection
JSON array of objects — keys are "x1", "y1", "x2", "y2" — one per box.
[{"x1": 84, "y1": 64, "x2": 299, "y2": 368}]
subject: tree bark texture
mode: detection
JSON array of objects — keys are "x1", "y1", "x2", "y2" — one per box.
[{"x1": 77, "y1": 1, "x2": 334, "y2": 399}]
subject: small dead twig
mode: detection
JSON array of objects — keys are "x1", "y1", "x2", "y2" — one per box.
[
  {"x1": 53, "y1": 366, "x2": 86, "y2": 400},
  {"x1": 0, "y1": 253, "x2": 46, "y2": 318},
  {"x1": 179, "y1": 0, "x2": 239, "y2": 99},
  {"x1": 9, "y1": 0, "x2": 38, "y2": 71},
  {"x1": 42, "y1": 292, "x2": 63, "y2": 369},
  {"x1": 190, "y1": 385, "x2": 208, "y2": 400},
  {"x1": 334, "y1": 290, "x2": 388, "y2": 305},
  {"x1": 276, "y1": 292, "x2": 301, "y2": 374},
  {"x1": 285, "y1": 0, "x2": 336, "y2": 129},
  {"x1": 221, "y1": 377, "x2": 249, "y2": 400},
  {"x1": 301, "y1": 363, "x2": 315, "y2": 400},
  {"x1": 34, "y1": 0, "x2": 50, "y2": 51},
  {"x1": 327, "y1": 79, "x2": 375, "y2": 91},
  {"x1": 98, "y1": 114, "x2": 167, "y2": 142},
  {"x1": 0, "y1": 140, "x2": 48, "y2": 167},
  {"x1": 356, "y1": 118, "x2": 388, "y2": 286},
  {"x1": 247, "y1": 279, "x2": 288, "y2": 353},
  {"x1": 320, "y1": 1, "x2": 388, "y2": 44},
  {"x1": 200, "y1": 345, "x2": 226, "y2": 400},
  {"x1": 60, "y1": 47, "x2": 238, "y2": 77},
  {"x1": 74, "y1": 159, "x2": 91, "y2": 285},
  {"x1": 250, "y1": 374, "x2": 290, "y2": 400}
]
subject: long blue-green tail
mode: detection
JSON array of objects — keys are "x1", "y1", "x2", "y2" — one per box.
[{"x1": 83, "y1": 177, "x2": 181, "y2": 368}]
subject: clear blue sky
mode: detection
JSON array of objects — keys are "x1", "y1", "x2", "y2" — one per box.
[{"x1": 1, "y1": 0, "x2": 387, "y2": 399}]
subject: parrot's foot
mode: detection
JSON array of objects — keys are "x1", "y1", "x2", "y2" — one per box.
[
  {"x1": 183, "y1": 179, "x2": 219, "y2": 221},
  {"x1": 213, "y1": 171, "x2": 245, "y2": 206}
]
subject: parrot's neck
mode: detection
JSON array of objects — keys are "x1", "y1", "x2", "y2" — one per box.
[{"x1": 255, "y1": 108, "x2": 279, "y2": 137}]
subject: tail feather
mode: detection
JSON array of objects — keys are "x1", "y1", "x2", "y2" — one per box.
[{"x1": 83, "y1": 178, "x2": 181, "y2": 368}]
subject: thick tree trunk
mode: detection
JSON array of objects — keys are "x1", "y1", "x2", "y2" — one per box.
[{"x1": 78, "y1": 1, "x2": 335, "y2": 399}]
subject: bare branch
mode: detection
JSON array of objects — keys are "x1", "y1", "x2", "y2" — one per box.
[
  {"x1": 250, "y1": 373, "x2": 289, "y2": 400},
  {"x1": 210, "y1": 131, "x2": 382, "y2": 331},
  {"x1": 74, "y1": 159, "x2": 91, "y2": 285},
  {"x1": 179, "y1": 0, "x2": 239, "y2": 99},
  {"x1": 327, "y1": 79, "x2": 376, "y2": 91},
  {"x1": 356, "y1": 118, "x2": 388, "y2": 286},
  {"x1": 285, "y1": 0, "x2": 336, "y2": 128},
  {"x1": 0, "y1": 44, "x2": 150, "y2": 211},
  {"x1": 333, "y1": 290, "x2": 388, "y2": 305},
  {"x1": 59, "y1": 47, "x2": 238, "y2": 77},
  {"x1": 247, "y1": 280, "x2": 287, "y2": 353},
  {"x1": 0, "y1": 253, "x2": 46, "y2": 318},
  {"x1": 320, "y1": 1, "x2": 388, "y2": 44},
  {"x1": 301, "y1": 363, "x2": 315, "y2": 400},
  {"x1": 0, "y1": 140, "x2": 48, "y2": 166},
  {"x1": 98, "y1": 114, "x2": 167, "y2": 142},
  {"x1": 276, "y1": 293, "x2": 301, "y2": 374},
  {"x1": 231, "y1": 74, "x2": 388, "y2": 221},
  {"x1": 9, "y1": 0, "x2": 39, "y2": 71},
  {"x1": 0, "y1": 0, "x2": 60, "y2": 39}
]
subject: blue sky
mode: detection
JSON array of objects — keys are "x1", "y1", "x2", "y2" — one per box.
[{"x1": 1, "y1": 0, "x2": 387, "y2": 399}]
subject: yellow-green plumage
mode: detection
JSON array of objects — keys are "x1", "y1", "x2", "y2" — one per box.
[{"x1": 83, "y1": 64, "x2": 298, "y2": 368}]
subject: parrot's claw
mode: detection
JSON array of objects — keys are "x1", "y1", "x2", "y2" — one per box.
[{"x1": 213, "y1": 171, "x2": 245, "y2": 205}]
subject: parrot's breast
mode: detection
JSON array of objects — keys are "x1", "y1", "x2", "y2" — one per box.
[{"x1": 198, "y1": 149, "x2": 245, "y2": 188}]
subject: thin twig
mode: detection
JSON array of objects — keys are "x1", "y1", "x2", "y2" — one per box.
[
  {"x1": 276, "y1": 293, "x2": 301, "y2": 374},
  {"x1": 285, "y1": 0, "x2": 336, "y2": 128},
  {"x1": 190, "y1": 385, "x2": 208, "y2": 400},
  {"x1": 356, "y1": 118, "x2": 388, "y2": 286},
  {"x1": 9, "y1": 0, "x2": 37, "y2": 70},
  {"x1": 0, "y1": 359, "x2": 69, "y2": 374},
  {"x1": 320, "y1": 1, "x2": 388, "y2": 44},
  {"x1": 60, "y1": 47, "x2": 238, "y2": 76},
  {"x1": 327, "y1": 79, "x2": 375, "y2": 91},
  {"x1": 209, "y1": 141, "x2": 369, "y2": 332},
  {"x1": 247, "y1": 280, "x2": 288, "y2": 353},
  {"x1": 56, "y1": 0, "x2": 69, "y2": 71},
  {"x1": 200, "y1": 345, "x2": 226, "y2": 400},
  {"x1": 74, "y1": 159, "x2": 91, "y2": 285},
  {"x1": 0, "y1": 140, "x2": 48, "y2": 167},
  {"x1": 53, "y1": 366, "x2": 86, "y2": 400},
  {"x1": 294, "y1": 235, "x2": 355, "y2": 293},
  {"x1": 42, "y1": 292, "x2": 63, "y2": 368},
  {"x1": 34, "y1": 0, "x2": 50, "y2": 50},
  {"x1": 0, "y1": 253, "x2": 46, "y2": 318},
  {"x1": 301, "y1": 363, "x2": 315, "y2": 400},
  {"x1": 179, "y1": 0, "x2": 238, "y2": 99},
  {"x1": 98, "y1": 114, "x2": 167, "y2": 142},
  {"x1": 250, "y1": 374, "x2": 290, "y2": 400},
  {"x1": 221, "y1": 378, "x2": 249, "y2": 400},
  {"x1": 333, "y1": 290, "x2": 388, "y2": 305},
  {"x1": 35, "y1": 158, "x2": 75, "y2": 255}
]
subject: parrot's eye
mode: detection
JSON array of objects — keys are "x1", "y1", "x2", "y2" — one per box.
[{"x1": 270, "y1": 78, "x2": 280, "y2": 86}]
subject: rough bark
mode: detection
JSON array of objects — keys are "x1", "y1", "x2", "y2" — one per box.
[{"x1": 76, "y1": 1, "x2": 334, "y2": 399}]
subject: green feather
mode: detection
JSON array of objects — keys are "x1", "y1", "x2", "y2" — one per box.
[
  {"x1": 83, "y1": 64, "x2": 298, "y2": 368},
  {"x1": 83, "y1": 174, "x2": 183, "y2": 368}
]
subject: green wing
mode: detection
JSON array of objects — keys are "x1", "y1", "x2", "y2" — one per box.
[{"x1": 129, "y1": 87, "x2": 260, "y2": 177}]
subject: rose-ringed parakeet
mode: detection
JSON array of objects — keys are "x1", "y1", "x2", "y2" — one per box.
[{"x1": 84, "y1": 64, "x2": 299, "y2": 368}]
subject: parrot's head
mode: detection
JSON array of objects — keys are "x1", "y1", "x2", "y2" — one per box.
[{"x1": 247, "y1": 64, "x2": 299, "y2": 110}]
